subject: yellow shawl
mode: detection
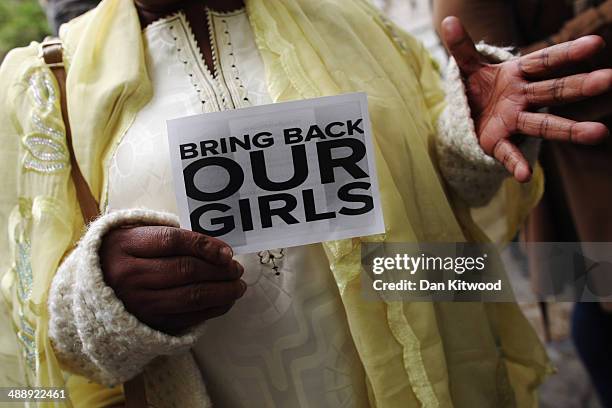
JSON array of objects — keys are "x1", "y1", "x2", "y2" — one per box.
[{"x1": 0, "y1": 0, "x2": 550, "y2": 406}]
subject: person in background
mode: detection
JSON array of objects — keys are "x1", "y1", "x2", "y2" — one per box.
[
  {"x1": 433, "y1": 1, "x2": 612, "y2": 406},
  {"x1": 40, "y1": 0, "x2": 100, "y2": 34}
]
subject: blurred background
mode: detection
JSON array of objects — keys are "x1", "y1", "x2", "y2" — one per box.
[
  {"x1": 0, "y1": 0, "x2": 49, "y2": 61},
  {"x1": 0, "y1": 1, "x2": 608, "y2": 407}
]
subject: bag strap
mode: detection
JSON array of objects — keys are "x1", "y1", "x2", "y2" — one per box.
[
  {"x1": 40, "y1": 38, "x2": 148, "y2": 408},
  {"x1": 40, "y1": 38, "x2": 99, "y2": 224}
]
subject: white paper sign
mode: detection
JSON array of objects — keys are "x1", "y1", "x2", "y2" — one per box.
[{"x1": 167, "y1": 92, "x2": 384, "y2": 254}]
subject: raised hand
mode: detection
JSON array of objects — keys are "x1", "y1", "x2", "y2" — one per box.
[
  {"x1": 440, "y1": 16, "x2": 612, "y2": 182},
  {"x1": 100, "y1": 225, "x2": 246, "y2": 334}
]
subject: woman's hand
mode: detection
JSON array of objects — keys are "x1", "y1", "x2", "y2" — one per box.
[
  {"x1": 99, "y1": 225, "x2": 246, "y2": 335},
  {"x1": 440, "y1": 16, "x2": 612, "y2": 182}
]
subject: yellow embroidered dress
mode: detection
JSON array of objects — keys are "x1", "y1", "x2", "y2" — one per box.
[{"x1": 0, "y1": 0, "x2": 550, "y2": 407}]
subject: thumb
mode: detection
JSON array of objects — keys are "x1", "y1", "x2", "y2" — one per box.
[{"x1": 441, "y1": 16, "x2": 483, "y2": 76}]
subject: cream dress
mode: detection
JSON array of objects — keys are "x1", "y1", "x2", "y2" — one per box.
[{"x1": 105, "y1": 8, "x2": 368, "y2": 408}]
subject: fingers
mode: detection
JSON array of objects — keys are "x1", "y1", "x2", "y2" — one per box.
[
  {"x1": 516, "y1": 111, "x2": 609, "y2": 144},
  {"x1": 440, "y1": 16, "x2": 483, "y2": 76},
  {"x1": 518, "y1": 36, "x2": 606, "y2": 77},
  {"x1": 491, "y1": 139, "x2": 532, "y2": 182},
  {"x1": 524, "y1": 69, "x2": 612, "y2": 106},
  {"x1": 149, "y1": 280, "x2": 247, "y2": 314},
  {"x1": 131, "y1": 257, "x2": 244, "y2": 289},
  {"x1": 121, "y1": 226, "x2": 233, "y2": 265}
]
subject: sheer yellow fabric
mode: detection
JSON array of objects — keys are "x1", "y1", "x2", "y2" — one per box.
[
  {"x1": 0, "y1": 1, "x2": 145, "y2": 406},
  {"x1": 0, "y1": 1, "x2": 550, "y2": 407}
]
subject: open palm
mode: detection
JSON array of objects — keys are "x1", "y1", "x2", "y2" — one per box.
[{"x1": 441, "y1": 17, "x2": 612, "y2": 182}]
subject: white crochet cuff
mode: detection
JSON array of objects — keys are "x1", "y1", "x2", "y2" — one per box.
[
  {"x1": 48, "y1": 209, "x2": 205, "y2": 387},
  {"x1": 436, "y1": 43, "x2": 540, "y2": 207}
]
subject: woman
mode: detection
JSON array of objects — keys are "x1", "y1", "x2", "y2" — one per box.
[{"x1": 1, "y1": 0, "x2": 610, "y2": 406}]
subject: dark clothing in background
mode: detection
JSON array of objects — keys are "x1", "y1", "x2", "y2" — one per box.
[
  {"x1": 512, "y1": 3, "x2": 612, "y2": 406},
  {"x1": 44, "y1": 0, "x2": 100, "y2": 34},
  {"x1": 523, "y1": 0, "x2": 612, "y2": 301},
  {"x1": 572, "y1": 302, "x2": 612, "y2": 408},
  {"x1": 433, "y1": 1, "x2": 612, "y2": 405}
]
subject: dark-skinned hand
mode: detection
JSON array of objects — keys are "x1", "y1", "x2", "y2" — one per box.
[
  {"x1": 100, "y1": 226, "x2": 246, "y2": 335},
  {"x1": 441, "y1": 16, "x2": 612, "y2": 182}
]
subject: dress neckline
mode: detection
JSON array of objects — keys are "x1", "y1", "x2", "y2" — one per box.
[{"x1": 144, "y1": 8, "x2": 246, "y2": 81}]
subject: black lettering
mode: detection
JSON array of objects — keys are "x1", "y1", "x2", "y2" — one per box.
[
  {"x1": 239, "y1": 198, "x2": 254, "y2": 232},
  {"x1": 317, "y1": 138, "x2": 368, "y2": 184},
  {"x1": 338, "y1": 182, "x2": 374, "y2": 216},
  {"x1": 190, "y1": 203, "x2": 235, "y2": 236},
  {"x1": 284, "y1": 128, "x2": 303, "y2": 145},
  {"x1": 180, "y1": 143, "x2": 199, "y2": 160},
  {"x1": 253, "y1": 132, "x2": 274, "y2": 148},
  {"x1": 251, "y1": 145, "x2": 308, "y2": 191},
  {"x1": 258, "y1": 193, "x2": 300, "y2": 228},
  {"x1": 303, "y1": 189, "x2": 336, "y2": 222},
  {"x1": 219, "y1": 138, "x2": 228, "y2": 154},
  {"x1": 305, "y1": 124, "x2": 326, "y2": 141},
  {"x1": 325, "y1": 121, "x2": 346, "y2": 137},
  {"x1": 347, "y1": 119, "x2": 364, "y2": 135},
  {"x1": 199, "y1": 140, "x2": 219, "y2": 157},
  {"x1": 229, "y1": 135, "x2": 250, "y2": 151},
  {"x1": 183, "y1": 157, "x2": 244, "y2": 201}
]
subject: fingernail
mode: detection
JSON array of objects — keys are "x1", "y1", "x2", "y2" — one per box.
[
  {"x1": 239, "y1": 280, "x2": 247, "y2": 296},
  {"x1": 220, "y1": 246, "x2": 233, "y2": 262},
  {"x1": 514, "y1": 163, "x2": 531, "y2": 182}
]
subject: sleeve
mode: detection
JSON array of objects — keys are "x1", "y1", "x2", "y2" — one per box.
[
  {"x1": 382, "y1": 21, "x2": 543, "y2": 237},
  {"x1": 395, "y1": 30, "x2": 540, "y2": 207},
  {"x1": 48, "y1": 208, "x2": 206, "y2": 387},
  {"x1": 435, "y1": 43, "x2": 540, "y2": 207},
  {"x1": 0, "y1": 45, "x2": 24, "y2": 389},
  {"x1": 0, "y1": 48, "x2": 22, "y2": 289}
]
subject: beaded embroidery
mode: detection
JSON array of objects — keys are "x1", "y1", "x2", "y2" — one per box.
[
  {"x1": 17, "y1": 316, "x2": 36, "y2": 372},
  {"x1": 16, "y1": 241, "x2": 33, "y2": 302},
  {"x1": 28, "y1": 71, "x2": 56, "y2": 112},
  {"x1": 13, "y1": 198, "x2": 37, "y2": 373},
  {"x1": 22, "y1": 71, "x2": 69, "y2": 174}
]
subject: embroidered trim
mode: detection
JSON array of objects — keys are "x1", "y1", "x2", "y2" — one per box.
[
  {"x1": 16, "y1": 241, "x2": 33, "y2": 302},
  {"x1": 207, "y1": 11, "x2": 222, "y2": 79},
  {"x1": 168, "y1": 15, "x2": 209, "y2": 107},
  {"x1": 167, "y1": 12, "x2": 235, "y2": 111},
  {"x1": 17, "y1": 327, "x2": 36, "y2": 372},
  {"x1": 31, "y1": 114, "x2": 64, "y2": 140},
  {"x1": 144, "y1": 10, "x2": 252, "y2": 111},
  {"x1": 13, "y1": 198, "x2": 38, "y2": 374},
  {"x1": 208, "y1": 8, "x2": 247, "y2": 17},
  {"x1": 387, "y1": 302, "x2": 440, "y2": 408},
  {"x1": 258, "y1": 249, "x2": 285, "y2": 276},
  {"x1": 23, "y1": 71, "x2": 69, "y2": 174},
  {"x1": 218, "y1": 15, "x2": 250, "y2": 107},
  {"x1": 23, "y1": 136, "x2": 66, "y2": 162},
  {"x1": 17, "y1": 309, "x2": 36, "y2": 372},
  {"x1": 28, "y1": 72, "x2": 56, "y2": 112},
  {"x1": 379, "y1": 14, "x2": 408, "y2": 53},
  {"x1": 206, "y1": 10, "x2": 233, "y2": 110}
]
